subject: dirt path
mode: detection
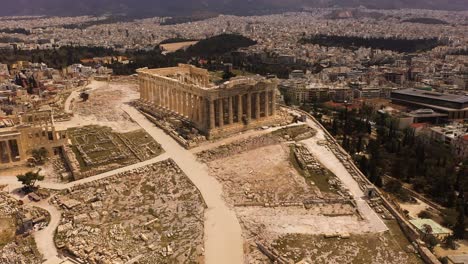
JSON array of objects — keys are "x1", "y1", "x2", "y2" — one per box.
[
  {"x1": 32, "y1": 197, "x2": 62, "y2": 264},
  {"x1": 301, "y1": 118, "x2": 388, "y2": 233},
  {"x1": 0, "y1": 153, "x2": 170, "y2": 190},
  {"x1": 122, "y1": 104, "x2": 244, "y2": 264}
]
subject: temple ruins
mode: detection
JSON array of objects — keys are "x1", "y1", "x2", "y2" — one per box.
[{"x1": 137, "y1": 64, "x2": 279, "y2": 138}]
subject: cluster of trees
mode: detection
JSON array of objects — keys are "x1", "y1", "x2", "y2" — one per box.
[
  {"x1": 299, "y1": 34, "x2": 441, "y2": 53},
  {"x1": 0, "y1": 46, "x2": 116, "y2": 69},
  {"x1": 312, "y1": 102, "x2": 467, "y2": 238},
  {"x1": 402, "y1": 17, "x2": 449, "y2": 25},
  {"x1": 0, "y1": 34, "x2": 257, "y2": 75},
  {"x1": 178, "y1": 33, "x2": 256, "y2": 57}
]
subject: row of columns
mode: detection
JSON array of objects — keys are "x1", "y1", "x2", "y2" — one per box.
[
  {"x1": 208, "y1": 90, "x2": 276, "y2": 129},
  {"x1": 141, "y1": 77, "x2": 205, "y2": 124},
  {"x1": 0, "y1": 139, "x2": 20, "y2": 164},
  {"x1": 140, "y1": 76, "x2": 277, "y2": 131}
]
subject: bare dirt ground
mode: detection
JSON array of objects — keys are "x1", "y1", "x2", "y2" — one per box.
[
  {"x1": 0, "y1": 166, "x2": 32, "y2": 177},
  {"x1": 435, "y1": 239, "x2": 468, "y2": 259},
  {"x1": 60, "y1": 79, "x2": 140, "y2": 133},
  {"x1": 160, "y1": 41, "x2": 198, "y2": 53},
  {"x1": 40, "y1": 155, "x2": 71, "y2": 183},
  {"x1": 206, "y1": 144, "x2": 319, "y2": 205},
  {"x1": 399, "y1": 198, "x2": 432, "y2": 219},
  {"x1": 270, "y1": 220, "x2": 422, "y2": 264}
]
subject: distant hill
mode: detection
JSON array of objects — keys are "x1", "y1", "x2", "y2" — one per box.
[{"x1": 1, "y1": 0, "x2": 467, "y2": 17}]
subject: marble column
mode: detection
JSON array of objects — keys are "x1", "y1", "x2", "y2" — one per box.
[
  {"x1": 209, "y1": 99, "x2": 215, "y2": 129},
  {"x1": 142, "y1": 79, "x2": 147, "y2": 101},
  {"x1": 246, "y1": 93, "x2": 252, "y2": 122},
  {"x1": 175, "y1": 90, "x2": 181, "y2": 114},
  {"x1": 138, "y1": 77, "x2": 143, "y2": 100},
  {"x1": 237, "y1": 94, "x2": 243, "y2": 123},
  {"x1": 189, "y1": 94, "x2": 194, "y2": 120},
  {"x1": 265, "y1": 91, "x2": 269, "y2": 117},
  {"x1": 228, "y1": 96, "x2": 234, "y2": 124},
  {"x1": 153, "y1": 83, "x2": 159, "y2": 107},
  {"x1": 145, "y1": 80, "x2": 150, "y2": 103},
  {"x1": 167, "y1": 87, "x2": 174, "y2": 111},
  {"x1": 149, "y1": 80, "x2": 152, "y2": 103},
  {"x1": 271, "y1": 90, "x2": 276, "y2": 116},
  {"x1": 196, "y1": 96, "x2": 202, "y2": 123},
  {"x1": 198, "y1": 96, "x2": 204, "y2": 125},
  {"x1": 183, "y1": 92, "x2": 187, "y2": 117},
  {"x1": 218, "y1": 99, "x2": 224, "y2": 127},
  {"x1": 181, "y1": 91, "x2": 186, "y2": 116},
  {"x1": 172, "y1": 89, "x2": 177, "y2": 113},
  {"x1": 151, "y1": 81, "x2": 155, "y2": 104},
  {"x1": 255, "y1": 92, "x2": 261, "y2": 119},
  {"x1": 4, "y1": 141, "x2": 11, "y2": 163},
  {"x1": 161, "y1": 83, "x2": 167, "y2": 108},
  {"x1": 156, "y1": 84, "x2": 161, "y2": 107}
]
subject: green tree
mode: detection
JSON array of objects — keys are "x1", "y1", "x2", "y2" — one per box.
[{"x1": 17, "y1": 170, "x2": 44, "y2": 192}]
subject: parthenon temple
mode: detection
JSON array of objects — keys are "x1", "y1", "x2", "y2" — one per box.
[{"x1": 137, "y1": 64, "x2": 279, "y2": 138}]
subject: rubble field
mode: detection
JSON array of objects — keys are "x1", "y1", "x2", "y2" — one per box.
[
  {"x1": 0, "y1": 192, "x2": 49, "y2": 264},
  {"x1": 53, "y1": 159, "x2": 206, "y2": 264},
  {"x1": 268, "y1": 220, "x2": 422, "y2": 264},
  {"x1": 206, "y1": 143, "x2": 321, "y2": 205},
  {"x1": 67, "y1": 125, "x2": 163, "y2": 178},
  {"x1": 197, "y1": 124, "x2": 316, "y2": 163},
  {"x1": 40, "y1": 152, "x2": 72, "y2": 182}
]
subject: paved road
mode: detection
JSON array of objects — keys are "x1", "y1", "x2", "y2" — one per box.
[{"x1": 122, "y1": 104, "x2": 244, "y2": 264}]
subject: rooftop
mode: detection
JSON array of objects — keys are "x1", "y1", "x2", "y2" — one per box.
[
  {"x1": 393, "y1": 89, "x2": 468, "y2": 104},
  {"x1": 409, "y1": 218, "x2": 452, "y2": 235}
]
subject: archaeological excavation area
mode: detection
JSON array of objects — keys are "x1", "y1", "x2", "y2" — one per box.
[
  {"x1": 52, "y1": 160, "x2": 205, "y2": 264},
  {"x1": 195, "y1": 124, "x2": 423, "y2": 264}
]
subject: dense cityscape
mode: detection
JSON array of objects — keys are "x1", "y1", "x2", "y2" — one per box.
[{"x1": 0, "y1": 2, "x2": 467, "y2": 264}]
